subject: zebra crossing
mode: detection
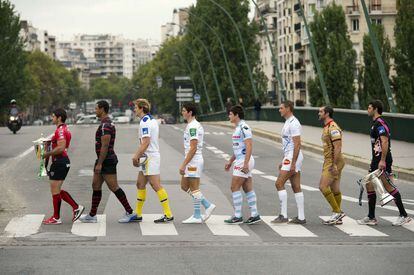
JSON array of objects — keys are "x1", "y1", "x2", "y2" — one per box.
[{"x1": 3, "y1": 213, "x2": 414, "y2": 240}]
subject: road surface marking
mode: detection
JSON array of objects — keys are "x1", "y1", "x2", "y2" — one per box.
[
  {"x1": 71, "y1": 215, "x2": 106, "y2": 237},
  {"x1": 380, "y1": 216, "x2": 414, "y2": 232},
  {"x1": 139, "y1": 214, "x2": 178, "y2": 235},
  {"x1": 319, "y1": 216, "x2": 388, "y2": 237},
  {"x1": 261, "y1": 216, "x2": 317, "y2": 237},
  {"x1": 205, "y1": 215, "x2": 249, "y2": 236},
  {"x1": 3, "y1": 214, "x2": 44, "y2": 237}
]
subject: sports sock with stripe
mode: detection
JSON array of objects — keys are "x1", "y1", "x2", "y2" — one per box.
[
  {"x1": 232, "y1": 191, "x2": 243, "y2": 218},
  {"x1": 322, "y1": 187, "x2": 340, "y2": 213},
  {"x1": 246, "y1": 190, "x2": 259, "y2": 217},
  {"x1": 136, "y1": 188, "x2": 146, "y2": 217},
  {"x1": 157, "y1": 188, "x2": 173, "y2": 218}
]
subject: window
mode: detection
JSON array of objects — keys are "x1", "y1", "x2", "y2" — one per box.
[
  {"x1": 372, "y1": 18, "x2": 382, "y2": 25},
  {"x1": 352, "y1": 19, "x2": 359, "y2": 32}
]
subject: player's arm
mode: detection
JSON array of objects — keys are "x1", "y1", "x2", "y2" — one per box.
[
  {"x1": 97, "y1": 135, "x2": 110, "y2": 165},
  {"x1": 43, "y1": 139, "x2": 66, "y2": 158},
  {"x1": 243, "y1": 138, "x2": 252, "y2": 166},
  {"x1": 332, "y1": 140, "x2": 342, "y2": 167},
  {"x1": 225, "y1": 154, "x2": 236, "y2": 171},
  {"x1": 182, "y1": 139, "x2": 197, "y2": 167},
  {"x1": 379, "y1": 135, "x2": 389, "y2": 166},
  {"x1": 291, "y1": 135, "x2": 301, "y2": 165},
  {"x1": 134, "y1": 137, "x2": 150, "y2": 160}
]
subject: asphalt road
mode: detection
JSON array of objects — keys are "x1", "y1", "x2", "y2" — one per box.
[{"x1": 0, "y1": 123, "x2": 413, "y2": 274}]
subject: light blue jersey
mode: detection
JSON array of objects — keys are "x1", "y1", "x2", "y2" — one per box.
[{"x1": 232, "y1": 120, "x2": 252, "y2": 160}]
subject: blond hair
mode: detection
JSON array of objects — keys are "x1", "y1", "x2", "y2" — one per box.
[{"x1": 134, "y1": 98, "x2": 151, "y2": 114}]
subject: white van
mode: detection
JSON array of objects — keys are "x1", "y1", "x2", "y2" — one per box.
[{"x1": 76, "y1": 115, "x2": 98, "y2": 124}]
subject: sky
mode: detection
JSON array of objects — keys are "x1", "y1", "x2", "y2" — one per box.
[{"x1": 10, "y1": 0, "x2": 201, "y2": 42}]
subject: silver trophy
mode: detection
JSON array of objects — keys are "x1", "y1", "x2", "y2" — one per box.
[
  {"x1": 357, "y1": 169, "x2": 394, "y2": 206},
  {"x1": 33, "y1": 135, "x2": 51, "y2": 178}
]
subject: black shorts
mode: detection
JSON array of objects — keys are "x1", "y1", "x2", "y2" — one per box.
[
  {"x1": 49, "y1": 157, "x2": 70, "y2": 180},
  {"x1": 95, "y1": 158, "x2": 118, "y2": 175},
  {"x1": 370, "y1": 160, "x2": 392, "y2": 174}
]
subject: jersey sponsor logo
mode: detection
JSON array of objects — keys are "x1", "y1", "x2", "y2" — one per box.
[
  {"x1": 142, "y1": 127, "x2": 149, "y2": 135},
  {"x1": 330, "y1": 129, "x2": 340, "y2": 137},
  {"x1": 143, "y1": 116, "x2": 149, "y2": 122},
  {"x1": 243, "y1": 126, "x2": 249, "y2": 130},
  {"x1": 233, "y1": 143, "x2": 239, "y2": 146},
  {"x1": 187, "y1": 166, "x2": 197, "y2": 172},
  {"x1": 234, "y1": 165, "x2": 242, "y2": 171},
  {"x1": 189, "y1": 128, "x2": 197, "y2": 137},
  {"x1": 283, "y1": 159, "x2": 291, "y2": 165},
  {"x1": 378, "y1": 126, "x2": 386, "y2": 135},
  {"x1": 232, "y1": 135, "x2": 241, "y2": 139}
]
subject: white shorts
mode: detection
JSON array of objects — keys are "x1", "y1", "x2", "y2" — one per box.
[
  {"x1": 140, "y1": 153, "x2": 160, "y2": 176},
  {"x1": 184, "y1": 156, "x2": 204, "y2": 178},
  {"x1": 280, "y1": 151, "x2": 303, "y2": 172},
  {"x1": 232, "y1": 157, "x2": 255, "y2": 178}
]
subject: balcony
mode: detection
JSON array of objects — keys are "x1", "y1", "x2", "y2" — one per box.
[
  {"x1": 294, "y1": 42, "x2": 302, "y2": 51},
  {"x1": 295, "y1": 81, "x2": 306, "y2": 90},
  {"x1": 346, "y1": 5, "x2": 360, "y2": 16}
]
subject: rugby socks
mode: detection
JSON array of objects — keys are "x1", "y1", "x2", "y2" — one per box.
[
  {"x1": 90, "y1": 190, "x2": 102, "y2": 217},
  {"x1": 246, "y1": 190, "x2": 259, "y2": 217},
  {"x1": 277, "y1": 190, "x2": 288, "y2": 218},
  {"x1": 136, "y1": 189, "x2": 146, "y2": 217},
  {"x1": 187, "y1": 188, "x2": 211, "y2": 209},
  {"x1": 367, "y1": 191, "x2": 376, "y2": 219},
  {"x1": 391, "y1": 189, "x2": 408, "y2": 217},
  {"x1": 157, "y1": 188, "x2": 173, "y2": 218},
  {"x1": 60, "y1": 190, "x2": 78, "y2": 210},
  {"x1": 114, "y1": 188, "x2": 133, "y2": 214},
  {"x1": 322, "y1": 187, "x2": 340, "y2": 213},
  {"x1": 294, "y1": 192, "x2": 305, "y2": 220},
  {"x1": 333, "y1": 192, "x2": 342, "y2": 211},
  {"x1": 52, "y1": 194, "x2": 62, "y2": 219},
  {"x1": 191, "y1": 190, "x2": 202, "y2": 219},
  {"x1": 232, "y1": 191, "x2": 243, "y2": 218}
]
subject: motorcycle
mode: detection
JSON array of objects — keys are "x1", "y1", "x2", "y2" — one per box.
[{"x1": 7, "y1": 115, "x2": 22, "y2": 134}]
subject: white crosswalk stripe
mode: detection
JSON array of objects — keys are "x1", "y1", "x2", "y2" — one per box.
[
  {"x1": 205, "y1": 215, "x2": 249, "y2": 236},
  {"x1": 140, "y1": 214, "x2": 178, "y2": 235},
  {"x1": 261, "y1": 175, "x2": 278, "y2": 181},
  {"x1": 319, "y1": 216, "x2": 388, "y2": 237},
  {"x1": 251, "y1": 169, "x2": 265, "y2": 175},
  {"x1": 71, "y1": 215, "x2": 106, "y2": 237},
  {"x1": 261, "y1": 216, "x2": 317, "y2": 237},
  {"x1": 380, "y1": 216, "x2": 414, "y2": 232},
  {"x1": 3, "y1": 214, "x2": 44, "y2": 237}
]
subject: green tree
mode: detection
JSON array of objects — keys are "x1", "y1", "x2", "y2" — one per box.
[
  {"x1": 183, "y1": 0, "x2": 266, "y2": 109},
  {"x1": 308, "y1": 2, "x2": 356, "y2": 108},
  {"x1": 359, "y1": 24, "x2": 392, "y2": 110},
  {"x1": 0, "y1": 0, "x2": 26, "y2": 115},
  {"x1": 393, "y1": 0, "x2": 414, "y2": 113}
]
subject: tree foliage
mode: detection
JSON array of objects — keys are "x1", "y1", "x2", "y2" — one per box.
[{"x1": 308, "y1": 2, "x2": 356, "y2": 108}]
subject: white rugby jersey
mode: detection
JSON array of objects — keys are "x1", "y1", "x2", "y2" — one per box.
[
  {"x1": 281, "y1": 115, "x2": 302, "y2": 154},
  {"x1": 139, "y1": 114, "x2": 159, "y2": 154},
  {"x1": 184, "y1": 119, "x2": 204, "y2": 157},
  {"x1": 232, "y1": 120, "x2": 252, "y2": 160}
]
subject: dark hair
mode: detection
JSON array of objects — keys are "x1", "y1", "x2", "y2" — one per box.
[
  {"x1": 368, "y1": 100, "x2": 383, "y2": 114},
  {"x1": 282, "y1": 100, "x2": 294, "y2": 112},
  {"x1": 96, "y1": 100, "x2": 109, "y2": 113},
  {"x1": 230, "y1": 105, "x2": 244, "y2": 119},
  {"x1": 323, "y1": 106, "x2": 334, "y2": 118},
  {"x1": 53, "y1": 108, "x2": 67, "y2": 123},
  {"x1": 182, "y1": 102, "x2": 197, "y2": 117}
]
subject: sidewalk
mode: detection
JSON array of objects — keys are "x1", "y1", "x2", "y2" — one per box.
[{"x1": 207, "y1": 120, "x2": 414, "y2": 181}]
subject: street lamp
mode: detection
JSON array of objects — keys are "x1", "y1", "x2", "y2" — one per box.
[
  {"x1": 172, "y1": 22, "x2": 225, "y2": 111},
  {"x1": 205, "y1": 0, "x2": 258, "y2": 100},
  {"x1": 180, "y1": 8, "x2": 238, "y2": 103}
]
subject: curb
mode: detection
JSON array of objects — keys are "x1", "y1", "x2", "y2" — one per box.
[{"x1": 205, "y1": 122, "x2": 414, "y2": 182}]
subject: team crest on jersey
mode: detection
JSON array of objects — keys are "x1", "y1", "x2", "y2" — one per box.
[
  {"x1": 330, "y1": 129, "x2": 340, "y2": 138},
  {"x1": 378, "y1": 126, "x2": 386, "y2": 135},
  {"x1": 142, "y1": 128, "x2": 149, "y2": 135},
  {"x1": 189, "y1": 128, "x2": 197, "y2": 137},
  {"x1": 243, "y1": 126, "x2": 249, "y2": 130}
]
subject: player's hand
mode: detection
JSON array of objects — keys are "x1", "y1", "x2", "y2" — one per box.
[
  {"x1": 42, "y1": 152, "x2": 50, "y2": 159},
  {"x1": 241, "y1": 163, "x2": 249, "y2": 174},
  {"x1": 290, "y1": 162, "x2": 296, "y2": 173},
  {"x1": 330, "y1": 165, "x2": 339, "y2": 176},
  {"x1": 179, "y1": 164, "x2": 186, "y2": 175},
  {"x1": 378, "y1": 160, "x2": 386, "y2": 171},
  {"x1": 224, "y1": 162, "x2": 232, "y2": 171},
  {"x1": 278, "y1": 163, "x2": 282, "y2": 170},
  {"x1": 132, "y1": 156, "x2": 140, "y2": 167},
  {"x1": 94, "y1": 163, "x2": 102, "y2": 174}
]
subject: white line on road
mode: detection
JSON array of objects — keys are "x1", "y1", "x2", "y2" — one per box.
[
  {"x1": 206, "y1": 146, "x2": 217, "y2": 151},
  {"x1": 261, "y1": 175, "x2": 278, "y2": 181},
  {"x1": 139, "y1": 214, "x2": 178, "y2": 235},
  {"x1": 212, "y1": 150, "x2": 225, "y2": 154},
  {"x1": 380, "y1": 216, "x2": 414, "y2": 232},
  {"x1": 251, "y1": 169, "x2": 265, "y2": 175},
  {"x1": 204, "y1": 215, "x2": 249, "y2": 236},
  {"x1": 261, "y1": 216, "x2": 317, "y2": 237},
  {"x1": 71, "y1": 215, "x2": 106, "y2": 237},
  {"x1": 3, "y1": 214, "x2": 44, "y2": 237},
  {"x1": 319, "y1": 216, "x2": 388, "y2": 237}
]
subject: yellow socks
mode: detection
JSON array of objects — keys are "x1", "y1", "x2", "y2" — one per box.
[
  {"x1": 136, "y1": 189, "x2": 146, "y2": 217},
  {"x1": 157, "y1": 188, "x2": 173, "y2": 218},
  {"x1": 322, "y1": 187, "x2": 340, "y2": 213},
  {"x1": 333, "y1": 192, "x2": 342, "y2": 211}
]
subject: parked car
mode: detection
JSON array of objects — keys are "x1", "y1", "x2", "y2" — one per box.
[
  {"x1": 33, "y1": 119, "x2": 44, "y2": 126},
  {"x1": 76, "y1": 115, "x2": 98, "y2": 124},
  {"x1": 160, "y1": 114, "x2": 176, "y2": 124},
  {"x1": 113, "y1": 116, "x2": 130, "y2": 124}
]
